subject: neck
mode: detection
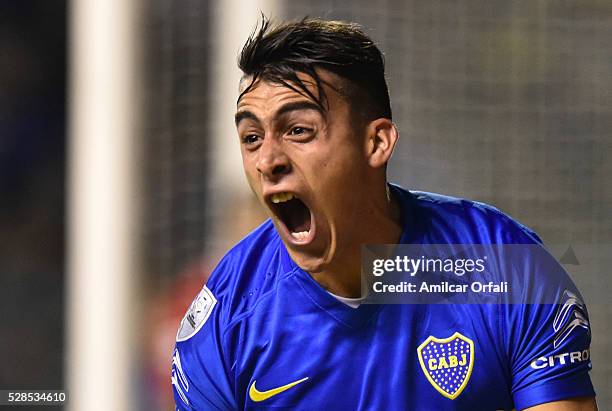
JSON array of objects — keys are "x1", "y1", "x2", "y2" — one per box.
[{"x1": 312, "y1": 183, "x2": 402, "y2": 298}]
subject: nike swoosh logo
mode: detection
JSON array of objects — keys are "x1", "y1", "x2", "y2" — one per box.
[{"x1": 249, "y1": 377, "x2": 309, "y2": 402}]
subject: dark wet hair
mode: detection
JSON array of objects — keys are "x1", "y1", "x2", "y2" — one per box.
[{"x1": 238, "y1": 16, "x2": 392, "y2": 121}]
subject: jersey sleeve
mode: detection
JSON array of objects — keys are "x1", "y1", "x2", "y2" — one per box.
[
  {"x1": 172, "y1": 283, "x2": 236, "y2": 410},
  {"x1": 503, "y1": 247, "x2": 595, "y2": 410}
]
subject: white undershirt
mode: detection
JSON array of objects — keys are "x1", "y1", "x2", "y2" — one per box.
[{"x1": 327, "y1": 290, "x2": 367, "y2": 309}]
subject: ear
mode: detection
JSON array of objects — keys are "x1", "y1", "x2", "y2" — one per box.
[{"x1": 364, "y1": 118, "x2": 399, "y2": 168}]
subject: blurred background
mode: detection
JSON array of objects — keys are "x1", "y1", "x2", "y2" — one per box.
[
  {"x1": 1, "y1": 0, "x2": 611, "y2": 409},
  {"x1": 0, "y1": 0, "x2": 65, "y2": 394}
]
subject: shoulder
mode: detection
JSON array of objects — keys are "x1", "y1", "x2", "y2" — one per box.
[
  {"x1": 172, "y1": 220, "x2": 289, "y2": 408},
  {"x1": 393, "y1": 184, "x2": 542, "y2": 245},
  {"x1": 204, "y1": 218, "x2": 291, "y2": 325}
]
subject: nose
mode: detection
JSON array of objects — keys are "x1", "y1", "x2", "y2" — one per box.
[{"x1": 256, "y1": 137, "x2": 291, "y2": 181}]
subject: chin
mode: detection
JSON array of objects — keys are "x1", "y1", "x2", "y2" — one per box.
[{"x1": 286, "y1": 249, "x2": 329, "y2": 274}]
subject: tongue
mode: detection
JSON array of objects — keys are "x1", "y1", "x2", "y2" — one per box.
[{"x1": 284, "y1": 198, "x2": 311, "y2": 233}]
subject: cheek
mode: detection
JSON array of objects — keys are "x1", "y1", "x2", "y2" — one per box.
[
  {"x1": 317, "y1": 152, "x2": 363, "y2": 186},
  {"x1": 315, "y1": 159, "x2": 368, "y2": 216},
  {"x1": 242, "y1": 159, "x2": 260, "y2": 191},
  {"x1": 241, "y1": 151, "x2": 258, "y2": 175}
]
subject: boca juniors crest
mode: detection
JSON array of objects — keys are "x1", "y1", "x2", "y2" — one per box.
[{"x1": 417, "y1": 332, "x2": 474, "y2": 400}]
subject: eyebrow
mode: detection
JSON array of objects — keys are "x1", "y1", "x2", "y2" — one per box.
[{"x1": 235, "y1": 101, "x2": 324, "y2": 127}]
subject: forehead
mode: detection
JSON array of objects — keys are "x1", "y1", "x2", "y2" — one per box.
[
  {"x1": 238, "y1": 75, "x2": 315, "y2": 108},
  {"x1": 238, "y1": 79, "x2": 314, "y2": 108},
  {"x1": 236, "y1": 70, "x2": 347, "y2": 118}
]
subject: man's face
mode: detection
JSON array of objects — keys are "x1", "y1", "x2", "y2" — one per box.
[{"x1": 235, "y1": 71, "x2": 372, "y2": 273}]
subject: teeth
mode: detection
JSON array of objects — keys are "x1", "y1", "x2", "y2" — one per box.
[
  {"x1": 291, "y1": 231, "x2": 310, "y2": 241},
  {"x1": 271, "y1": 192, "x2": 295, "y2": 204}
]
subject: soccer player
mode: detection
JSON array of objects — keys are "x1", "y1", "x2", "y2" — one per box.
[{"x1": 172, "y1": 18, "x2": 597, "y2": 410}]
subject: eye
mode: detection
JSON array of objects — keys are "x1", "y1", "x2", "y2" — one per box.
[
  {"x1": 242, "y1": 134, "x2": 261, "y2": 146},
  {"x1": 286, "y1": 126, "x2": 315, "y2": 143},
  {"x1": 289, "y1": 126, "x2": 309, "y2": 135}
]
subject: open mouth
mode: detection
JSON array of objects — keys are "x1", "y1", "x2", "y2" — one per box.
[{"x1": 269, "y1": 192, "x2": 313, "y2": 242}]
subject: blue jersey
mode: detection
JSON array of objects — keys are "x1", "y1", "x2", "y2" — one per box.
[{"x1": 172, "y1": 184, "x2": 594, "y2": 410}]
